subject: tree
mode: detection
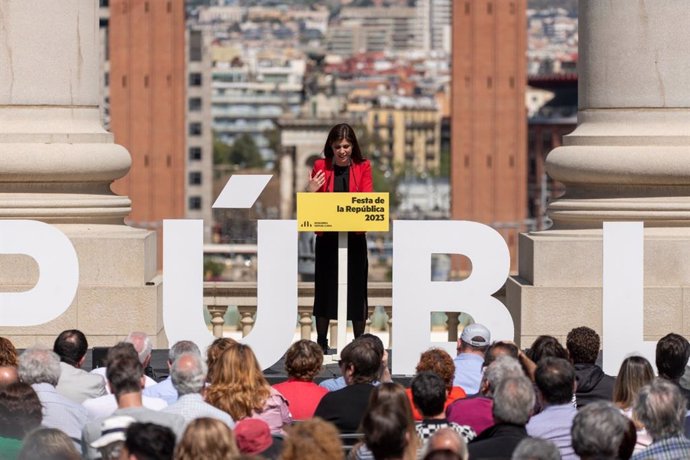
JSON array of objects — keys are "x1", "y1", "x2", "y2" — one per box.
[
  {"x1": 229, "y1": 134, "x2": 264, "y2": 168},
  {"x1": 438, "y1": 146, "x2": 450, "y2": 178},
  {"x1": 213, "y1": 136, "x2": 232, "y2": 165},
  {"x1": 214, "y1": 133, "x2": 265, "y2": 169},
  {"x1": 357, "y1": 126, "x2": 400, "y2": 210}
]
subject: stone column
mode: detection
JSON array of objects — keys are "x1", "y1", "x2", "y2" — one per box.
[
  {"x1": 0, "y1": 1, "x2": 162, "y2": 348},
  {"x1": 279, "y1": 147, "x2": 295, "y2": 220},
  {"x1": 507, "y1": 0, "x2": 690, "y2": 346}
]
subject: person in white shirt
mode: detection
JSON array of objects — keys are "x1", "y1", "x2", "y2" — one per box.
[
  {"x1": 81, "y1": 344, "x2": 184, "y2": 460},
  {"x1": 82, "y1": 342, "x2": 167, "y2": 419},
  {"x1": 90, "y1": 332, "x2": 157, "y2": 393},
  {"x1": 144, "y1": 340, "x2": 200, "y2": 405}
]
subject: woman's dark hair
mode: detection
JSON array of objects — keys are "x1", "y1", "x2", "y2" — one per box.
[
  {"x1": 323, "y1": 123, "x2": 364, "y2": 163},
  {"x1": 613, "y1": 355, "x2": 654, "y2": 410},
  {"x1": 362, "y1": 400, "x2": 409, "y2": 460},
  {"x1": 527, "y1": 335, "x2": 569, "y2": 364},
  {"x1": 0, "y1": 382, "x2": 42, "y2": 439},
  {"x1": 125, "y1": 423, "x2": 175, "y2": 460}
]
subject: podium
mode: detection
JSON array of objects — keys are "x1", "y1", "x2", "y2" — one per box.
[{"x1": 297, "y1": 192, "x2": 389, "y2": 358}]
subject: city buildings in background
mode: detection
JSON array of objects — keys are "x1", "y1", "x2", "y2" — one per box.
[
  {"x1": 450, "y1": 0, "x2": 528, "y2": 273},
  {"x1": 97, "y1": 0, "x2": 579, "y2": 275},
  {"x1": 101, "y1": 0, "x2": 187, "y2": 266},
  {"x1": 187, "y1": 26, "x2": 215, "y2": 241}
]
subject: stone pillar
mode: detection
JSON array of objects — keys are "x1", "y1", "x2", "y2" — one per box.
[
  {"x1": 279, "y1": 147, "x2": 294, "y2": 220},
  {"x1": 507, "y1": 1, "x2": 690, "y2": 346},
  {"x1": 0, "y1": 1, "x2": 162, "y2": 348}
]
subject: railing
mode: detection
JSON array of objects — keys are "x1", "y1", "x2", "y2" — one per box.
[
  {"x1": 203, "y1": 281, "x2": 469, "y2": 349},
  {"x1": 204, "y1": 281, "x2": 393, "y2": 348}
]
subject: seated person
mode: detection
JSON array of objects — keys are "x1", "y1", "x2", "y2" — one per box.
[
  {"x1": 314, "y1": 338, "x2": 382, "y2": 433},
  {"x1": 412, "y1": 371, "x2": 476, "y2": 451},
  {"x1": 272, "y1": 340, "x2": 328, "y2": 420},
  {"x1": 406, "y1": 348, "x2": 466, "y2": 420}
]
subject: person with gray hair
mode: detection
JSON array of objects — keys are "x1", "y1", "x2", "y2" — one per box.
[
  {"x1": 631, "y1": 379, "x2": 690, "y2": 459},
  {"x1": 447, "y1": 355, "x2": 525, "y2": 435},
  {"x1": 571, "y1": 400, "x2": 629, "y2": 460},
  {"x1": 467, "y1": 375, "x2": 535, "y2": 459},
  {"x1": 163, "y1": 352, "x2": 235, "y2": 427},
  {"x1": 143, "y1": 340, "x2": 200, "y2": 405},
  {"x1": 18, "y1": 348, "x2": 89, "y2": 451},
  {"x1": 90, "y1": 332, "x2": 158, "y2": 392},
  {"x1": 512, "y1": 438, "x2": 561, "y2": 460}
]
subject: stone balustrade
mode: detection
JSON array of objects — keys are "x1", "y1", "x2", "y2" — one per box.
[
  {"x1": 203, "y1": 281, "x2": 466, "y2": 348},
  {"x1": 203, "y1": 281, "x2": 394, "y2": 347}
]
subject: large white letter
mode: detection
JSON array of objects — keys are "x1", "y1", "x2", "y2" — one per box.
[
  {"x1": 0, "y1": 220, "x2": 78, "y2": 326},
  {"x1": 602, "y1": 221, "x2": 655, "y2": 374},
  {"x1": 392, "y1": 220, "x2": 514, "y2": 375},
  {"x1": 163, "y1": 219, "x2": 209, "y2": 351},
  {"x1": 163, "y1": 175, "x2": 298, "y2": 370}
]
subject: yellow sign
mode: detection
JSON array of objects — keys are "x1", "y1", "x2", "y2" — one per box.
[{"x1": 296, "y1": 192, "x2": 390, "y2": 232}]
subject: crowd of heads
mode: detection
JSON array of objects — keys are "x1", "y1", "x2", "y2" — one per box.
[{"x1": 0, "y1": 323, "x2": 689, "y2": 459}]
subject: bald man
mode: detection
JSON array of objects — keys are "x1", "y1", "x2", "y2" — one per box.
[
  {"x1": 0, "y1": 366, "x2": 17, "y2": 388},
  {"x1": 427, "y1": 428, "x2": 468, "y2": 460}
]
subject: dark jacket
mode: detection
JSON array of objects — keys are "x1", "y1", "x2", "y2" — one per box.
[
  {"x1": 468, "y1": 423, "x2": 530, "y2": 459},
  {"x1": 574, "y1": 363, "x2": 615, "y2": 408},
  {"x1": 313, "y1": 383, "x2": 375, "y2": 433}
]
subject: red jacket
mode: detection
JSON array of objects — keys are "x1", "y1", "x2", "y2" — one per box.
[{"x1": 311, "y1": 158, "x2": 373, "y2": 193}]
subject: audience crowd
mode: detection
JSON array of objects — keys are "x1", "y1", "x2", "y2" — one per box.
[{"x1": 2, "y1": 324, "x2": 690, "y2": 459}]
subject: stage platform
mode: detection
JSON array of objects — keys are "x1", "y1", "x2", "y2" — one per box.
[{"x1": 83, "y1": 348, "x2": 413, "y2": 386}]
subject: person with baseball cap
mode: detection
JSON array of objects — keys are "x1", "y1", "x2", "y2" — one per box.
[{"x1": 453, "y1": 323, "x2": 491, "y2": 395}]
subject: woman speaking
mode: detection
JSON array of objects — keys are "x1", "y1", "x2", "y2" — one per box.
[{"x1": 307, "y1": 123, "x2": 373, "y2": 353}]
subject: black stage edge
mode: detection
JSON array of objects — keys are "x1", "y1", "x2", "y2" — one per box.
[{"x1": 78, "y1": 348, "x2": 413, "y2": 387}]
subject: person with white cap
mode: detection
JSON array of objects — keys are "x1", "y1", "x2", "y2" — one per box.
[
  {"x1": 453, "y1": 323, "x2": 491, "y2": 395},
  {"x1": 89, "y1": 415, "x2": 136, "y2": 460},
  {"x1": 81, "y1": 345, "x2": 184, "y2": 459}
]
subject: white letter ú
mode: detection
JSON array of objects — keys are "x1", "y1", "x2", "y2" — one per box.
[{"x1": 163, "y1": 175, "x2": 297, "y2": 370}]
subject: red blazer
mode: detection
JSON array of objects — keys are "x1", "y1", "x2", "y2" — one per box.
[{"x1": 311, "y1": 158, "x2": 373, "y2": 193}]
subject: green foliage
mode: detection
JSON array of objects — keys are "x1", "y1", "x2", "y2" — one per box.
[
  {"x1": 214, "y1": 133, "x2": 265, "y2": 169},
  {"x1": 213, "y1": 137, "x2": 232, "y2": 165},
  {"x1": 264, "y1": 128, "x2": 280, "y2": 153},
  {"x1": 438, "y1": 146, "x2": 450, "y2": 178},
  {"x1": 204, "y1": 259, "x2": 225, "y2": 280},
  {"x1": 357, "y1": 125, "x2": 400, "y2": 210}
]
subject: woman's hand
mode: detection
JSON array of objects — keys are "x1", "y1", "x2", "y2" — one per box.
[{"x1": 307, "y1": 170, "x2": 325, "y2": 192}]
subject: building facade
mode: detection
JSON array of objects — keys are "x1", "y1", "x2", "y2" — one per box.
[
  {"x1": 211, "y1": 49, "x2": 305, "y2": 165},
  {"x1": 417, "y1": 0, "x2": 452, "y2": 53},
  {"x1": 105, "y1": 0, "x2": 187, "y2": 259},
  {"x1": 367, "y1": 96, "x2": 441, "y2": 174},
  {"x1": 328, "y1": 7, "x2": 422, "y2": 56},
  {"x1": 450, "y1": 0, "x2": 527, "y2": 273},
  {"x1": 186, "y1": 27, "x2": 214, "y2": 241}
]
